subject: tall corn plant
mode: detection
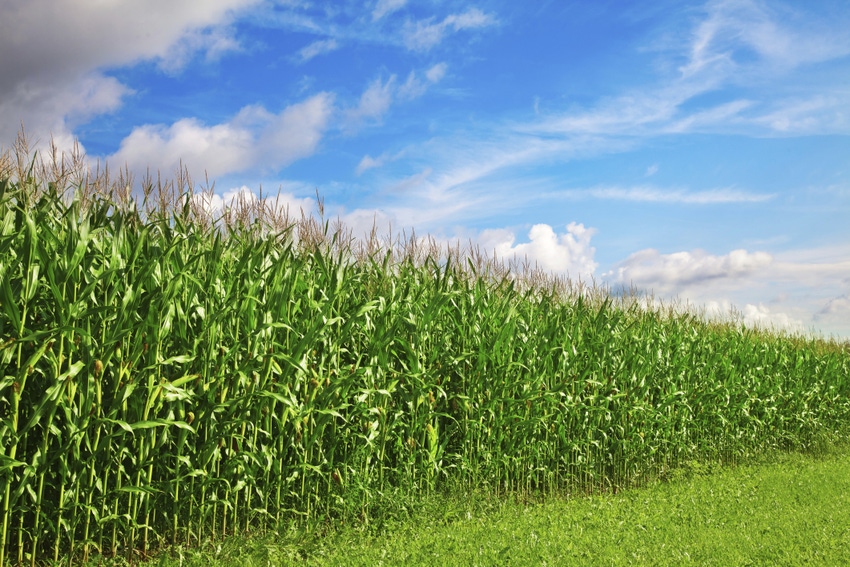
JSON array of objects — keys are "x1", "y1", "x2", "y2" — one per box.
[{"x1": 0, "y1": 167, "x2": 849, "y2": 564}]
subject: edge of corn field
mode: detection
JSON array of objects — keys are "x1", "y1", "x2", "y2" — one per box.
[{"x1": 1, "y1": 136, "x2": 849, "y2": 566}]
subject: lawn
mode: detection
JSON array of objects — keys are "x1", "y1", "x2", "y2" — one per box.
[{"x1": 116, "y1": 446, "x2": 850, "y2": 566}]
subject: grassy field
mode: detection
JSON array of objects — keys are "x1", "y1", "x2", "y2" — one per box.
[
  {"x1": 1, "y1": 140, "x2": 849, "y2": 565},
  {"x1": 95, "y1": 446, "x2": 850, "y2": 566}
]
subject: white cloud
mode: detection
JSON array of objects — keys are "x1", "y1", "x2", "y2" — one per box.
[
  {"x1": 645, "y1": 164, "x2": 659, "y2": 177},
  {"x1": 403, "y1": 8, "x2": 497, "y2": 51},
  {"x1": 0, "y1": 73, "x2": 133, "y2": 154},
  {"x1": 388, "y1": 168, "x2": 432, "y2": 193},
  {"x1": 294, "y1": 39, "x2": 340, "y2": 63},
  {"x1": 703, "y1": 300, "x2": 804, "y2": 333},
  {"x1": 558, "y1": 185, "x2": 775, "y2": 204},
  {"x1": 355, "y1": 149, "x2": 406, "y2": 175},
  {"x1": 478, "y1": 223, "x2": 598, "y2": 277},
  {"x1": 816, "y1": 293, "x2": 850, "y2": 335},
  {"x1": 192, "y1": 185, "x2": 314, "y2": 222},
  {"x1": 750, "y1": 95, "x2": 850, "y2": 134},
  {"x1": 683, "y1": 0, "x2": 850, "y2": 78},
  {"x1": 607, "y1": 248, "x2": 773, "y2": 290},
  {"x1": 398, "y1": 63, "x2": 448, "y2": 100},
  {"x1": 372, "y1": 0, "x2": 407, "y2": 21},
  {"x1": 344, "y1": 76, "x2": 396, "y2": 129},
  {"x1": 356, "y1": 155, "x2": 384, "y2": 175},
  {"x1": 528, "y1": 0, "x2": 850, "y2": 140},
  {"x1": 157, "y1": 26, "x2": 243, "y2": 74},
  {"x1": 0, "y1": 0, "x2": 260, "y2": 148},
  {"x1": 425, "y1": 62, "x2": 448, "y2": 83},
  {"x1": 108, "y1": 93, "x2": 334, "y2": 178},
  {"x1": 346, "y1": 65, "x2": 446, "y2": 130}
]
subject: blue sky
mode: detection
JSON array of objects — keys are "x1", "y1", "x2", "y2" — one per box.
[{"x1": 2, "y1": 0, "x2": 849, "y2": 338}]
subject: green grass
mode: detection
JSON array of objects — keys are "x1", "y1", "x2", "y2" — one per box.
[
  {"x1": 115, "y1": 447, "x2": 850, "y2": 566},
  {"x1": 1, "y1": 139, "x2": 849, "y2": 565}
]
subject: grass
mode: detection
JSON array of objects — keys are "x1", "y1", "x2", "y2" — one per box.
[
  {"x1": 94, "y1": 445, "x2": 850, "y2": 566},
  {"x1": 0, "y1": 135, "x2": 849, "y2": 565}
]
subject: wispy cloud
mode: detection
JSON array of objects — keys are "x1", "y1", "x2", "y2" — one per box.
[
  {"x1": 344, "y1": 65, "x2": 447, "y2": 131},
  {"x1": 557, "y1": 186, "x2": 775, "y2": 204},
  {"x1": 527, "y1": 0, "x2": 850, "y2": 140},
  {"x1": 355, "y1": 149, "x2": 405, "y2": 175},
  {"x1": 343, "y1": 76, "x2": 397, "y2": 130},
  {"x1": 683, "y1": 0, "x2": 850, "y2": 77},
  {"x1": 402, "y1": 8, "x2": 497, "y2": 51},
  {"x1": 398, "y1": 63, "x2": 448, "y2": 99},
  {"x1": 372, "y1": 0, "x2": 407, "y2": 21},
  {"x1": 294, "y1": 38, "x2": 340, "y2": 63}
]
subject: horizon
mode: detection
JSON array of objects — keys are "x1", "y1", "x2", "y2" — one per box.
[{"x1": 2, "y1": 0, "x2": 848, "y2": 339}]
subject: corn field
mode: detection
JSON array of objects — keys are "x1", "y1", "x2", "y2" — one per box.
[{"x1": 1, "y1": 144, "x2": 849, "y2": 565}]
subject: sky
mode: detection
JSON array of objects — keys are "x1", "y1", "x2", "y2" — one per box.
[{"x1": 2, "y1": 0, "x2": 849, "y2": 339}]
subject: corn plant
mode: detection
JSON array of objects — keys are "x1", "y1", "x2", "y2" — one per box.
[{"x1": 0, "y1": 141, "x2": 848, "y2": 565}]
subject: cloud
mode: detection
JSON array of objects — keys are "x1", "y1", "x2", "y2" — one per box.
[
  {"x1": 356, "y1": 155, "x2": 385, "y2": 175},
  {"x1": 704, "y1": 300, "x2": 804, "y2": 333},
  {"x1": 607, "y1": 248, "x2": 773, "y2": 290},
  {"x1": 817, "y1": 294, "x2": 850, "y2": 330},
  {"x1": 478, "y1": 223, "x2": 598, "y2": 277},
  {"x1": 107, "y1": 92, "x2": 334, "y2": 178},
  {"x1": 294, "y1": 38, "x2": 340, "y2": 63},
  {"x1": 372, "y1": 0, "x2": 407, "y2": 21},
  {"x1": 0, "y1": 0, "x2": 260, "y2": 148},
  {"x1": 682, "y1": 0, "x2": 850, "y2": 78},
  {"x1": 528, "y1": 0, "x2": 850, "y2": 140},
  {"x1": 355, "y1": 149, "x2": 407, "y2": 175},
  {"x1": 344, "y1": 76, "x2": 396, "y2": 129},
  {"x1": 0, "y1": 73, "x2": 134, "y2": 154},
  {"x1": 558, "y1": 185, "x2": 775, "y2": 204},
  {"x1": 398, "y1": 63, "x2": 448, "y2": 100},
  {"x1": 388, "y1": 168, "x2": 432, "y2": 193},
  {"x1": 403, "y1": 8, "x2": 497, "y2": 51},
  {"x1": 425, "y1": 62, "x2": 448, "y2": 83},
  {"x1": 345, "y1": 65, "x2": 446, "y2": 130},
  {"x1": 750, "y1": 95, "x2": 850, "y2": 134},
  {"x1": 193, "y1": 185, "x2": 314, "y2": 218}
]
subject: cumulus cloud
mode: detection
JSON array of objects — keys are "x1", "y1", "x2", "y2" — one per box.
[
  {"x1": 402, "y1": 8, "x2": 496, "y2": 51},
  {"x1": 0, "y1": 0, "x2": 259, "y2": 148},
  {"x1": 607, "y1": 248, "x2": 773, "y2": 290},
  {"x1": 477, "y1": 223, "x2": 598, "y2": 277},
  {"x1": 1, "y1": 73, "x2": 133, "y2": 153},
  {"x1": 704, "y1": 300, "x2": 804, "y2": 333},
  {"x1": 108, "y1": 93, "x2": 334, "y2": 178},
  {"x1": 193, "y1": 185, "x2": 314, "y2": 219}
]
